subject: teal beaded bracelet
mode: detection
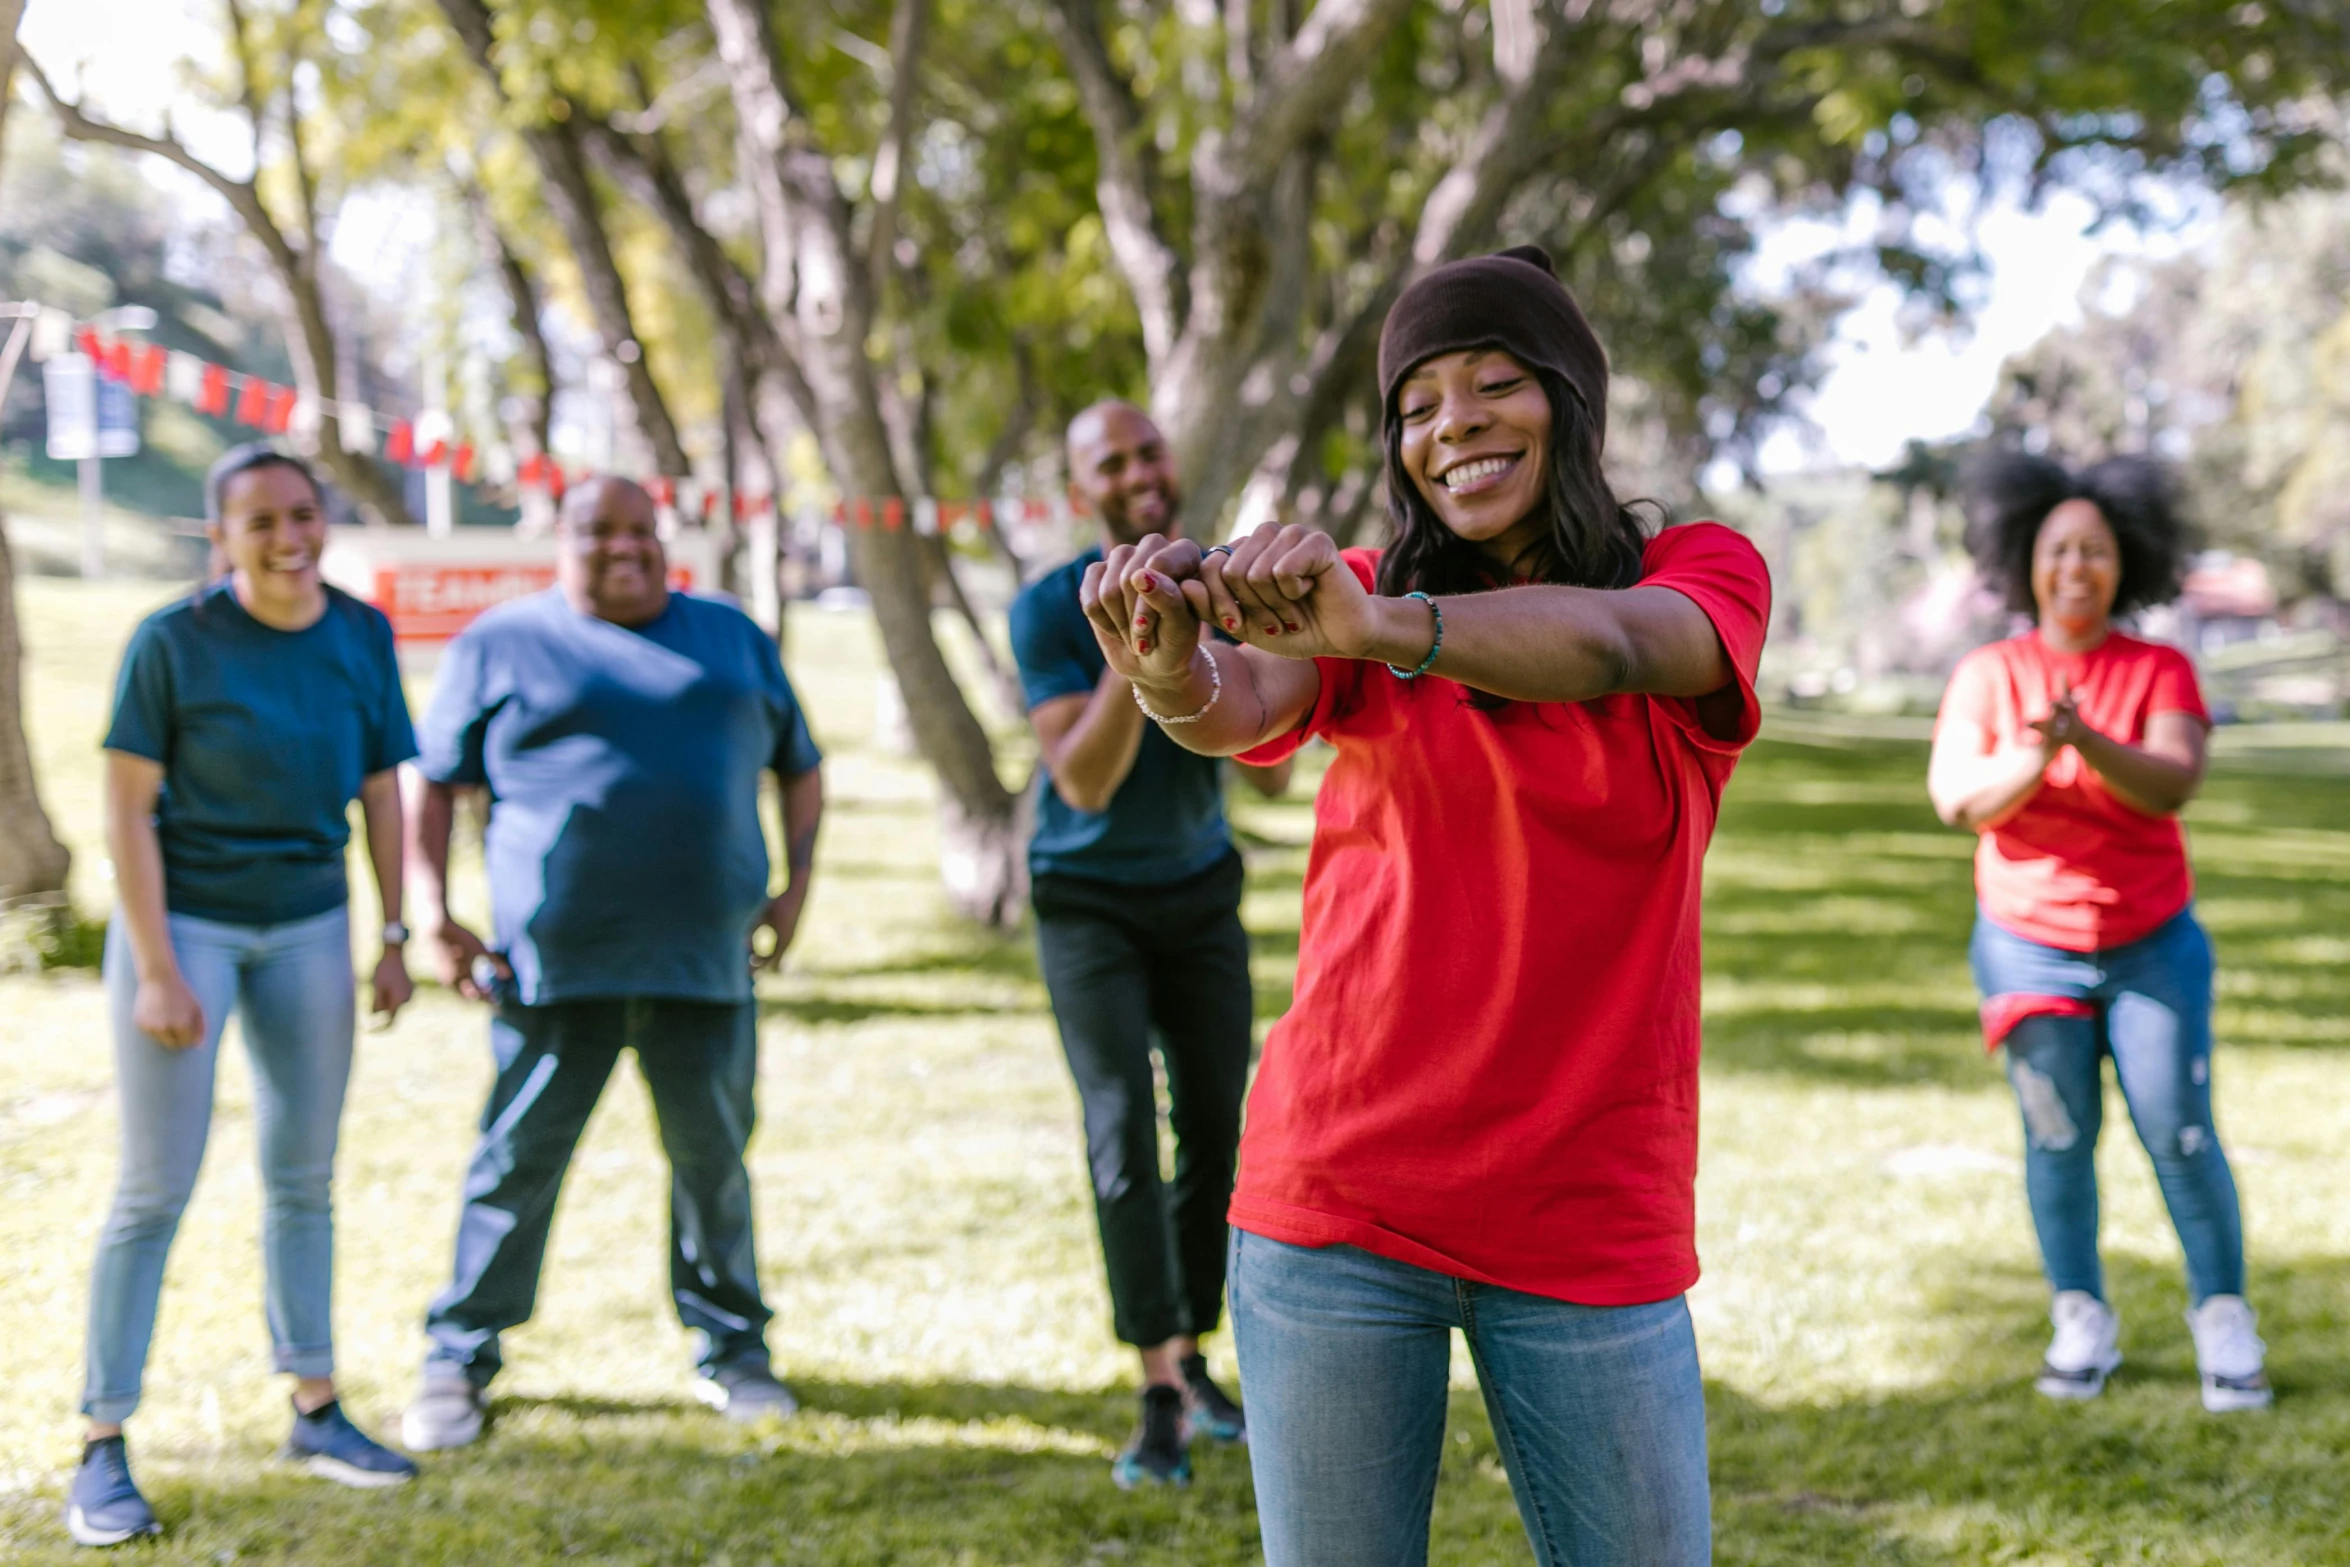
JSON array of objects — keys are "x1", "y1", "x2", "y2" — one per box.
[{"x1": 1385, "y1": 590, "x2": 1443, "y2": 679}]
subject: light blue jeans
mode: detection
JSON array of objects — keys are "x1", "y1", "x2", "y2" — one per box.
[
  {"x1": 1230, "y1": 1231, "x2": 1710, "y2": 1567},
  {"x1": 1971, "y1": 907, "x2": 2245, "y2": 1305},
  {"x1": 84, "y1": 906, "x2": 356, "y2": 1421}
]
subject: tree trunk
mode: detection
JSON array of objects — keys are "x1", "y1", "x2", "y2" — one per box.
[
  {"x1": 0, "y1": 0, "x2": 74, "y2": 906},
  {"x1": 705, "y1": 0, "x2": 1025, "y2": 925}
]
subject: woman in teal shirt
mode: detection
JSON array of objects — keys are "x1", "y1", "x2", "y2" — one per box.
[{"x1": 67, "y1": 447, "x2": 420, "y2": 1548}]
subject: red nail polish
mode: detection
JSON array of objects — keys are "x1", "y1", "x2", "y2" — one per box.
[
  {"x1": 1286, "y1": 622, "x2": 1301, "y2": 633},
  {"x1": 1224, "y1": 619, "x2": 1238, "y2": 631},
  {"x1": 1138, "y1": 639, "x2": 1152, "y2": 653}
]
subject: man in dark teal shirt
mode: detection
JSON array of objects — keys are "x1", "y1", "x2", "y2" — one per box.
[
  {"x1": 400, "y1": 477, "x2": 823, "y2": 1450},
  {"x1": 1009, "y1": 401, "x2": 1288, "y2": 1489}
]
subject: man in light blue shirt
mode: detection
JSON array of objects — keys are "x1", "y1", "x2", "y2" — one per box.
[{"x1": 399, "y1": 477, "x2": 822, "y2": 1449}]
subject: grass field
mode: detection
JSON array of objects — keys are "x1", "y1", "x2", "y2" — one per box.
[{"x1": 2, "y1": 576, "x2": 2346, "y2": 1565}]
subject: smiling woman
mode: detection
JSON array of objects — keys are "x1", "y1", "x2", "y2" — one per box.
[{"x1": 1073, "y1": 245, "x2": 1774, "y2": 1567}]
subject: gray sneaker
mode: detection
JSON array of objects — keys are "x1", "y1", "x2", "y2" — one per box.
[
  {"x1": 692, "y1": 1363, "x2": 798, "y2": 1423},
  {"x1": 401, "y1": 1365, "x2": 488, "y2": 1451}
]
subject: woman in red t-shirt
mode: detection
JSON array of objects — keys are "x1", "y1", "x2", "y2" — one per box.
[
  {"x1": 1077, "y1": 247, "x2": 1769, "y2": 1567},
  {"x1": 1929, "y1": 452, "x2": 2268, "y2": 1413}
]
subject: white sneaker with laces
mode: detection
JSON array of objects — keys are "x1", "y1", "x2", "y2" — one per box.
[
  {"x1": 2036, "y1": 1290, "x2": 2122, "y2": 1400},
  {"x1": 2187, "y1": 1294, "x2": 2273, "y2": 1412}
]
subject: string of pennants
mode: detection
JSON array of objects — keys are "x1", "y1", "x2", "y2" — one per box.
[{"x1": 22, "y1": 305, "x2": 1050, "y2": 534}]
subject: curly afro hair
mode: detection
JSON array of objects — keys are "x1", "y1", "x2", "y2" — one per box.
[{"x1": 1961, "y1": 449, "x2": 2192, "y2": 620}]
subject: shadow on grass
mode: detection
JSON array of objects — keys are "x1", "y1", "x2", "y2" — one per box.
[
  {"x1": 1712, "y1": 1250, "x2": 2350, "y2": 1565},
  {"x1": 757, "y1": 995, "x2": 1043, "y2": 1027}
]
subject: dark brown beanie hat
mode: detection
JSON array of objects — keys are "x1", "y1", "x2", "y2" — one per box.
[{"x1": 1377, "y1": 244, "x2": 1609, "y2": 451}]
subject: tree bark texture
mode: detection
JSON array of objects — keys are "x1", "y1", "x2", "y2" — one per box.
[{"x1": 0, "y1": 0, "x2": 76, "y2": 904}]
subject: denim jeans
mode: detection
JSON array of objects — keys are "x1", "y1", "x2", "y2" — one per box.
[
  {"x1": 1971, "y1": 907, "x2": 2245, "y2": 1304},
  {"x1": 84, "y1": 906, "x2": 356, "y2": 1421},
  {"x1": 1230, "y1": 1232, "x2": 1710, "y2": 1567},
  {"x1": 1032, "y1": 850, "x2": 1252, "y2": 1347},
  {"x1": 423, "y1": 995, "x2": 771, "y2": 1383}
]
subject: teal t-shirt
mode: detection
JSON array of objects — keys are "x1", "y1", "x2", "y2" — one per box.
[
  {"x1": 414, "y1": 589, "x2": 823, "y2": 1006},
  {"x1": 103, "y1": 582, "x2": 418, "y2": 926}
]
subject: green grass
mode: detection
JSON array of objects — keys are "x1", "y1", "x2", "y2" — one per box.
[{"x1": 2, "y1": 578, "x2": 2346, "y2": 1564}]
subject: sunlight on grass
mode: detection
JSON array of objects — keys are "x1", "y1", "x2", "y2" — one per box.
[{"x1": 3, "y1": 579, "x2": 2347, "y2": 1564}]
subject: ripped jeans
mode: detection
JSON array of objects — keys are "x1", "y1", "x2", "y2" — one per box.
[{"x1": 1971, "y1": 908, "x2": 2245, "y2": 1305}]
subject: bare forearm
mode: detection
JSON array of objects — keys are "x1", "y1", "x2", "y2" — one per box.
[
  {"x1": 105, "y1": 806, "x2": 178, "y2": 982},
  {"x1": 1042, "y1": 672, "x2": 1150, "y2": 811},
  {"x1": 406, "y1": 776, "x2": 459, "y2": 926},
  {"x1": 360, "y1": 772, "x2": 404, "y2": 926},
  {"x1": 1933, "y1": 748, "x2": 2050, "y2": 831},
  {"x1": 1349, "y1": 587, "x2": 1716, "y2": 705},
  {"x1": 1133, "y1": 644, "x2": 1311, "y2": 759},
  {"x1": 2073, "y1": 728, "x2": 2200, "y2": 815},
  {"x1": 780, "y1": 768, "x2": 823, "y2": 894}
]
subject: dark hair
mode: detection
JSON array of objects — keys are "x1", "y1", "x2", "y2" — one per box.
[
  {"x1": 1375, "y1": 368, "x2": 1652, "y2": 601},
  {"x1": 205, "y1": 442, "x2": 323, "y2": 527},
  {"x1": 1961, "y1": 450, "x2": 2190, "y2": 619}
]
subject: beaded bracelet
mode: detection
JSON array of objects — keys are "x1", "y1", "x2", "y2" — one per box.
[
  {"x1": 1134, "y1": 649, "x2": 1223, "y2": 723},
  {"x1": 1385, "y1": 591, "x2": 1443, "y2": 679}
]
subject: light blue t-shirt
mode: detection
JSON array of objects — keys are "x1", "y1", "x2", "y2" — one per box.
[
  {"x1": 416, "y1": 589, "x2": 821, "y2": 1005},
  {"x1": 1009, "y1": 547, "x2": 1232, "y2": 885},
  {"x1": 104, "y1": 583, "x2": 417, "y2": 925}
]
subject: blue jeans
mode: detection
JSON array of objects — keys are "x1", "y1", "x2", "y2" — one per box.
[
  {"x1": 1971, "y1": 908, "x2": 2245, "y2": 1304},
  {"x1": 1230, "y1": 1232, "x2": 1710, "y2": 1567},
  {"x1": 423, "y1": 995, "x2": 772, "y2": 1383},
  {"x1": 85, "y1": 907, "x2": 356, "y2": 1422}
]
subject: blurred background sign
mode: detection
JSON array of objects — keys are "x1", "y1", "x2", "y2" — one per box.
[{"x1": 40, "y1": 350, "x2": 138, "y2": 461}]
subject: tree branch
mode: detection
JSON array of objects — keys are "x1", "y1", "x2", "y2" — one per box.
[
  {"x1": 1220, "y1": 0, "x2": 1413, "y2": 194},
  {"x1": 865, "y1": 0, "x2": 928, "y2": 302},
  {"x1": 1040, "y1": 0, "x2": 1186, "y2": 360}
]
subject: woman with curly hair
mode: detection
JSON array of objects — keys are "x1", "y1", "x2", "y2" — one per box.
[
  {"x1": 1928, "y1": 450, "x2": 2270, "y2": 1413},
  {"x1": 1077, "y1": 246, "x2": 1770, "y2": 1567}
]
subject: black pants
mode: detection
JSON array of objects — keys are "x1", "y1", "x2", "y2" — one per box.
[
  {"x1": 1033, "y1": 850, "x2": 1254, "y2": 1347},
  {"x1": 423, "y1": 996, "x2": 772, "y2": 1384}
]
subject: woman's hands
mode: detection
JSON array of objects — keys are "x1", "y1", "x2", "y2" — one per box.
[
  {"x1": 1081, "y1": 523, "x2": 1422, "y2": 671},
  {"x1": 2024, "y1": 682, "x2": 2084, "y2": 759}
]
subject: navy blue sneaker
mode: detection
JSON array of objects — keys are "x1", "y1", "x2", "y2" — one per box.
[
  {"x1": 1111, "y1": 1386, "x2": 1192, "y2": 1490},
  {"x1": 283, "y1": 1400, "x2": 417, "y2": 1489},
  {"x1": 1179, "y1": 1354, "x2": 1246, "y2": 1446},
  {"x1": 64, "y1": 1434, "x2": 161, "y2": 1547}
]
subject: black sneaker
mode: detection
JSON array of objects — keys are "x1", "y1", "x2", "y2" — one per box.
[
  {"x1": 1179, "y1": 1354, "x2": 1246, "y2": 1445},
  {"x1": 284, "y1": 1400, "x2": 418, "y2": 1489},
  {"x1": 65, "y1": 1435, "x2": 161, "y2": 1548},
  {"x1": 1111, "y1": 1385, "x2": 1192, "y2": 1489}
]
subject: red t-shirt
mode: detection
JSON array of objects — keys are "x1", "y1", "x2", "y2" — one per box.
[
  {"x1": 1229, "y1": 522, "x2": 1771, "y2": 1305},
  {"x1": 1935, "y1": 630, "x2": 2209, "y2": 952}
]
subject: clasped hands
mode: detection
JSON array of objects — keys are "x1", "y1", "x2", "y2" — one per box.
[{"x1": 1078, "y1": 522, "x2": 1398, "y2": 690}]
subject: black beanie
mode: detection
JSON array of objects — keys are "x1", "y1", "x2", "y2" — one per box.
[{"x1": 1377, "y1": 244, "x2": 1609, "y2": 451}]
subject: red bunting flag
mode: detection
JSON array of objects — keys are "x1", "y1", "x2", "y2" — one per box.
[
  {"x1": 386, "y1": 420, "x2": 414, "y2": 465},
  {"x1": 852, "y1": 497, "x2": 873, "y2": 529},
  {"x1": 131, "y1": 345, "x2": 167, "y2": 397},
  {"x1": 453, "y1": 444, "x2": 476, "y2": 483},
  {"x1": 517, "y1": 452, "x2": 549, "y2": 489},
  {"x1": 974, "y1": 499, "x2": 994, "y2": 532},
  {"x1": 881, "y1": 496, "x2": 904, "y2": 531},
  {"x1": 234, "y1": 376, "x2": 270, "y2": 427},
  {"x1": 263, "y1": 385, "x2": 297, "y2": 435},
  {"x1": 196, "y1": 363, "x2": 230, "y2": 416},
  {"x1": 420, "y1": 439, "x2": 449, "y2": 468},
  {"x1": 102, "y1": 339, "x2": 133, "y2": 383},
  {"x1": 76, "y1": 327, "x2": 102, "y2": 364},
  {"x1": 648, "y1": 476, "x2": 676, "y2": 509}
]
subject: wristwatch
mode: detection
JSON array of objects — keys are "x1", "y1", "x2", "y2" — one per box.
[{"x1": 382, "y1": 921, "x2": 411, "y2": 946}]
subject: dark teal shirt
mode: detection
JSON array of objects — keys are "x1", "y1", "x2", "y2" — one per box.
[
  {"x1": 1009, "y1": 547, "x2": 1232, "y2": 885},
  {"x1": 103, "y1": 583, "x2": 418, "y2": 926},
  {"x1": 415, "y1": 589, "x2": 822, "y2": 1006}
]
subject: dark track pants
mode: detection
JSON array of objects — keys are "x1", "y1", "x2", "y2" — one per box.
[
  {"x1": 1033, "y1": 850, "x2": 1254, "y2": 1347},
  {"x1": 423, "y1": 995, "x2": 773, "y2": 1383}
]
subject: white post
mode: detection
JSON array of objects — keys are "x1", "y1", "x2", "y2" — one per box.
[{"x1": 78, "y1": 455, "x2": 104, "y2": 580}]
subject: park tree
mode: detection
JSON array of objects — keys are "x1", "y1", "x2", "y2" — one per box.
[
  {"x1": 0, "y1": 0, "x2": 74, "y2": 907},
  {"x1": 23, "y1": 2, "x2": 421, "y2": 528}
]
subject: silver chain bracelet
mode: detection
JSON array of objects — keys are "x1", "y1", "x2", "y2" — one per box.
[{"x1": 1133, "y1": 649, "x2": 1223, "y2": 724}]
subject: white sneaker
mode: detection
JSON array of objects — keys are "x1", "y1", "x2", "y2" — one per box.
[
  {"x1": 401, "y1": 1365, "x2": 488, "y2": 1451},
  {"x1": 2036, "y1": 1290, "x2": 2122, "y2": 1400},
  {"x1": 2186, "y1": 1295, "x2": 2273, "y2": 1412}
]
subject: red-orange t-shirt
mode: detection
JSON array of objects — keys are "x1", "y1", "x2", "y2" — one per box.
[
  {"x1": 1229, "y1": 522, "x2": 1771, "y2": 1305},
  {"x1": 1935, "y1": 630, "x2": 2209, "y2": 952}
]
